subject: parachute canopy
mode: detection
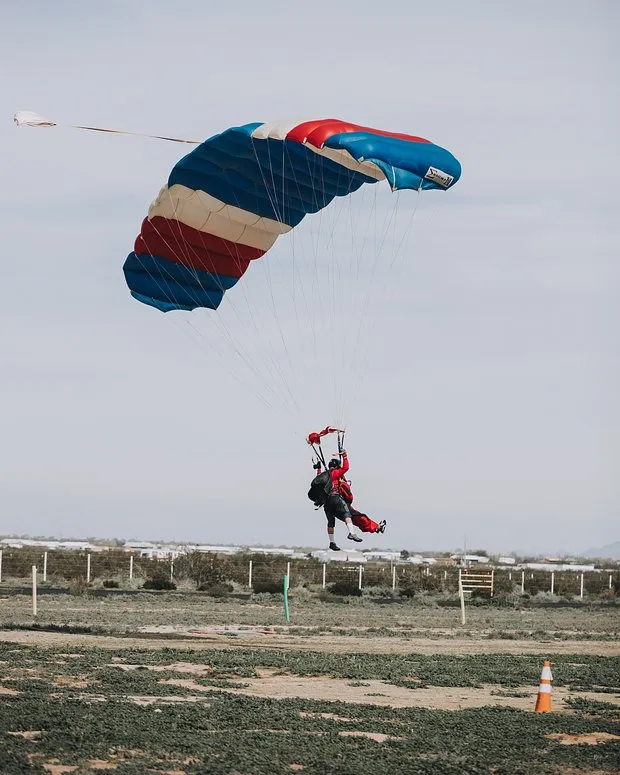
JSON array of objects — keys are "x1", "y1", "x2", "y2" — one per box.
[{"x1": 124, "y1": 118, "x2": 462, "y2": 313}]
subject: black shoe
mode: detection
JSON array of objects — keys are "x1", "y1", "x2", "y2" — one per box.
[
  {"x1": 329, "y1": 542, "x2": 341, "y2": 551},
  {"x1": 377, "y1": 520, "x2": 387, "y2": 534},
  {"x1": 347, "y1": 532, "x2": 363, "y2": 543}
]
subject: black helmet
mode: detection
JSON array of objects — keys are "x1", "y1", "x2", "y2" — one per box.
[{"x1": 328, "y1": 458, "x2": 340, "y2": 469}]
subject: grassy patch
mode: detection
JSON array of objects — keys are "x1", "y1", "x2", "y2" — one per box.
[
  {"x1": 1, "y1": 643, "x2": 619, "y2": 773},
  {"x1": 1, "y1": 590, "x2": 619, "y2": 640},
  {"x1": 2, "y1": 642, "x2": 619, "y2": 692},
  {"x1": 1, "y1": 692, "x2": 620, "y2": 774},
  {"x1": 564, "y1": 696, "x2": 620, "y2": 717}
]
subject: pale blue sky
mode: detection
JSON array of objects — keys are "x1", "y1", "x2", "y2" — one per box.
[{"x1": 1, "y1": 0, "x2": 618, "y2": 554}]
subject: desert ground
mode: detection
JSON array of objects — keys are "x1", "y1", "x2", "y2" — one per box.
[{"x1": 1, "y1": 589, "x2": 619, "y2": 773}]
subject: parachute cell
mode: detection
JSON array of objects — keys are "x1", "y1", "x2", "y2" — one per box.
[{"x1": 123, "y1": 118, "x2": 461, "y2": 313}]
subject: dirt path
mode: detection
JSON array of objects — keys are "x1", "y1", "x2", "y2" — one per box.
[
  {"x1": 149, "y1": 670, "x2": 620, "y2": 711},
  {"x1": 1, "y1": 628, "x2": 618, "y2": 656},
  {"x1": 195, "y1": 677, "x2": 620, "y2": 711}
]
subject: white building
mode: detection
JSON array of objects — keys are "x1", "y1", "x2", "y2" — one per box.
[
  {"x1": 406, "y1": 554, "x2": 437, "y2": 565},
  {"x1": 451, "y1": 554, "x2": 490, "y2": 565},
  {"x1": 520, "y1": 562, "x2": 596, "y2": 572},
  {"x1": 309, "y1": 550, "x2": 367, "y2": 563},
  {"x1": 362, "y1": 551, "x2": 401, "y2": 562},
  {"x1": 0, "y1": 538, "x2": 94, "y2": 551}
]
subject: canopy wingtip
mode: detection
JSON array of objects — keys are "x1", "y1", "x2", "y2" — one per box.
[{"x1": 14, "y1": 110, "x2": 56, "y2": 128}]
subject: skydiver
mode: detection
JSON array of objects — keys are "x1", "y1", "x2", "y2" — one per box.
[{"x1": 323, "y1": 450, "x2": 363, "y2": 551}]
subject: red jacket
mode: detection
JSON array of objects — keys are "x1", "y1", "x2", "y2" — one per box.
[{"x1": 329, "y1": 453, "x2": 349, "y2": 494}]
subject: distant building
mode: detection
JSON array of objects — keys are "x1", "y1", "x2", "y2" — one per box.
[
  {"x1": 520, "y1": 562, "x2": 595, "y2": 572},
  {"x1": 362, "y1": 551, "x2": 401, "y2": 562},
  {"x1": 124, "y1": 541, "x2": 159, "y2": 549},
  {"x1": 450, "y1": 554, "x2": 490, "y2": 566},
  {"x1": 247, "y1": 547, "x2": 298, "y2": 557},
  {"x1": 406, "y1": 554, "x2": 437, "y2": 566},
  {"x1": 309, "y1": 550, "x2": 367, "y2": 563},
  {"x1": 122, "y1": 543, "x2": 182, "y2": 559},
  {"x1": 183, "y1": 544, "x2": 242, "y2": 555},
  {"x1": 0, "y1": 538, "x2": 94, "y2": 551}
]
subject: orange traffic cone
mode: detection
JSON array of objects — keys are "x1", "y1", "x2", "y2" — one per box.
[{"x1": 534, "y1": 660, "x2": 553, "y2": 712}]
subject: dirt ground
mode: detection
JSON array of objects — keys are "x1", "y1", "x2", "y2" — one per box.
[
  {"x1": 2, "y1": 590, "x2": 618, "y2": 640},
  {"x1": 131, "y1": 669, "x2": 620, "y2": 711},
  {"x1": 2, "y1": 627, "x2": 619, "y2": 714},
  {"x1": 1, "y1": 627, "x2": 618, "y2": 656},
  {"x1": 2, "y1": 596, "x2": 619, "y2": 736}
]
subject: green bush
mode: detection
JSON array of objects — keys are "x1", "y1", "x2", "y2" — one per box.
[
  {"x1": 102, "y1": 579, "x2": 119, "y2": 589},
  {"x1": 329, "y1": 579, "x2": 362, "y2": 597},
  {"x1": 252, "y1": 580, "x2": 285, "y2": 594},
  {"x1": 362, "y1": 585, "x2": 396, "y2": 598},
  {"x1": 420, "y1": 573, "x2": 442, "y2": 592},
  {"x1": 142, "y1": 577, "x2": 177, "y2": 591},
  {"x1": 68, "y1": 577, "x2": 91, "y2": 596},
  {"x1": 491, "y1": 573, "x2": 514, "y2": 595},
  {"x1": 198, "y1": 582, "x2": 233, "y2": 597},
  {"x1": 175, "y1": 551, "x2": 232, "y2": 589}
]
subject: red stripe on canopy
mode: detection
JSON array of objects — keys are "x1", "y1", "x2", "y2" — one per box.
[
  {"x1": 135, "y1": 217, "x2": 265, "y2": 278},
  {"x1": 287, "y1": 119, "x2": 431, "y2": 148}
]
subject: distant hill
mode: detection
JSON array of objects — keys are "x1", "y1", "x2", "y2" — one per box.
[{"x1": 583, "y1": 541, "x2": 620, "y2": 560}]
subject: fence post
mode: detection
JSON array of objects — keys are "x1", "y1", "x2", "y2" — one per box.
[
  {"x1": 0, "y1": 549, "x2": 3, "y2": 583},
  {"x1": 392, "y1": 565, "x2": 396, "y2": 590},
  {"x1": 286, "y1": 561, "x2": 291, "y2": 590},
  {"x1": 550, "y1": 572, "x2": 555, "y2": 595},
  {"x1": 521, "y1": 570, "x2": 525, "y2": 594},
  {"x1": 248, "y1": 560, "x2": 253, "y2": 589},
  {"x1": 129, "y1": 555, "x2": 134, "y2": 581},
  {"x1": 86, "y1": 554, "x2": 91, "y2": 584},
  {"x1": 322, "y1": 563, "x2": 326, "y2": 589},
  {"x1": 508, "y1": 572, "x2": 512, "y2": 581},
  {"x1": 358, "y1": 564, "x2": 363, "y2": 590},
  {"x1": 580, "y1": 573, "x2": 584, "y2": 599},
  {"x1": 43, "y1": 551, "x2": 48, "y2": 583},
  {"x1": 443, "y1": 569, "x2": 447, "y2": 581},
  {"x1": 170, "y1": 558, "x2": 174, "y2": 580},
  {"x1": 32, "y1": 566, "x2": 38, "y2": 617},
  {"x1": 609, "y1": 574, "x2": 613, "y2": 590},
  {"x1": 491, "y1": 570, "x2": 495, "y2": 597}
]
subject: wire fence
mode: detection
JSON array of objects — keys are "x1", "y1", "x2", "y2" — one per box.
[{"x1": 0, "y1": 548, "x2": 617, "y2": 598}]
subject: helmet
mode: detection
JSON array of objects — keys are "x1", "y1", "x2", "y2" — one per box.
[{"x1": 328, "y1": 458, "x2": 340, "y2": 469}]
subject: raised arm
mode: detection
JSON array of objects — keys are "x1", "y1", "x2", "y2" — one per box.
[{"x1": 332, "y1": 451, "x2": 349, "y2": 478}]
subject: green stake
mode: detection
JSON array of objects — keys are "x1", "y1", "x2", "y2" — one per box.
[{"x1": 283, "y1": 574, "x2": 290, "y2": 622}]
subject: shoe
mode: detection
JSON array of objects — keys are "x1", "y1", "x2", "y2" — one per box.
[
  {"x1": 347, "y1": 532, "x2": 363, "y2": 543},
  {"x1": 377, "y1": 520, "x2": 387, "y2": 534},
  {"x1": 329, "y1": 542, "x2": 341, "y2": 551}
]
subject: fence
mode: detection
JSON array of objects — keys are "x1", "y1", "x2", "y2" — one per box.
[
  {"x1": 459, "y1": 568, "x2": 494, "y2": 596},
  {"x1": 0, "y1": 548, "x2": 617, "y2": 597}
]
